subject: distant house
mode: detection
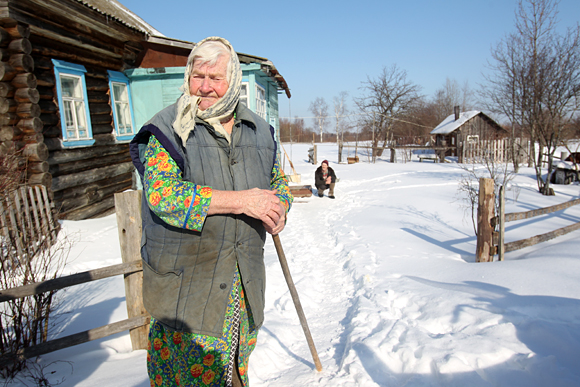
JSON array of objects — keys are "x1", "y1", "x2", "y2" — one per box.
[
  {"x1": 431, "y1": 107, "x2": 509, "y2": 163},
  {"x1": 0, "y1": 0, "x2": 290, "y2": 220}
]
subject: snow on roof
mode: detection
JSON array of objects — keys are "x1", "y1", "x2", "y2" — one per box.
[
  {"x1": 430, "y1": 110, "x2": 481, "y2": 135},
  {"x1": 76, "y1": 0, "x2": 165, "y2": 37}
]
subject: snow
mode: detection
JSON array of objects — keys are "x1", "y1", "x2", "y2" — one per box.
[{"x1": 5, "y1": 143, "x2": 580, "y2": 387}]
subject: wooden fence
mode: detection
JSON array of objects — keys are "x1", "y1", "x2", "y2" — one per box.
[
  {"x1": 475, "y1": 178, "x2": 580, "y2": 262},
  {"x1": 0, "y1": 185, "x2": 58, "y2": 266},
  {"x1": 0, "y1": 190, "x2": 148, "y2": 369}
]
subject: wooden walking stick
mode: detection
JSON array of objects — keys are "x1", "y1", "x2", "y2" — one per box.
[{"x1": 272, "y1": 234, "x2": 323, "y2": 372}]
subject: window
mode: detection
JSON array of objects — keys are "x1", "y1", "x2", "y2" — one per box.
[
  {"x1": 239, "y1": 83, "x2": 249, "y2": 107},
  {"x1": 255, "y1": 84, "x2": 266, "y2": 119},
  {"x1": 52, "y1": 59, "x2": 94, "y2": 147},
  {"x1": 108, "y1": 70, "x2": 136, "y2": 140},
  {"x1": 467, "y1": 135, "x2": 479, "y2": 143}
]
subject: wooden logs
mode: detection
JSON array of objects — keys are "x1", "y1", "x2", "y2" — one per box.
[
  {"x1": 0, "y1": 81, "x2": 14, "y2": 97},
  {"x1": 23, "y1": 132, "x2": 44, "y2": 144},
  {"x1": 8, "y1": 38, "x2": 32, "y2": 55},
  {"x1": 5, "y1": 24, "x2": 30, "y2": 39},
  {"x1": 0, "y1": 62, "x2": 16, "y2": 81},
  {"x1": 39, "y1": 100, "x2": 57, "y2": 114},
  {"x1": 0, "y1": 27, "x2": 9, "y2": 47},
  {"x1": 42, "y1": 125, "x2": 61, "y2": 138},
  {"x1": 9, "y1": 54, "x2": 34, "y2": 72},
  {"x1": 35, "y1": 72, "x2": 55, "y2": 87},
  {"x1": 16, "y1": 103, "x2": 41, "y2": 118},
  {"x1": 0, "y1": 125, "x2": 22, "y2": 141},
  {"x1": 52, "y1": 162, "x2": 133, "y2": 192},
  {"x1": 0, "y1": 96, "x2": 8, "y2": 113},
  {"x1": 40, "y1": 113, "x2": 59, "y2": 126},
  {"x1": 17, "y1": 117, "x2": 43, "y2": 133},
  {"x1": 0, "y1": 112, "x2": 17, "y2": 126},
  {"x1": 28, "y1": 161, "x2": 49, "y2": 174},
  {"x1": 11, "y1": 73, "x2": 36, "y2": 89},
  {"x1": 15, "y1": 88, "x2": 40, "y2": 104},
  {"x1": 43, "y1": 137, "x2": 63, "y2": 151},
  {"x1": 27, "y1": 172, "x2": 52, "y2": 188},
  {"x1": 22, "y1": 142, "x2": 48, "y2": 162}
]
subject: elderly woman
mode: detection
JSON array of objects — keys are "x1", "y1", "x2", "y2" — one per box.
[{"x1": 130, "y1": 37, "x2": 293, "y2": 387}]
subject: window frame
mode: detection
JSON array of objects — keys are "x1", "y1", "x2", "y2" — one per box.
[
  {"x1": 255, "y1": 83, "x2": 266, "y2": 120},
  {"x1": 239, "y1": 82, "x2": 249, "y2": 108},
  {"x1": 107, "y1": 70, "x2": 136, "y2": 141},
  {"x1": 52, "y1": 59, "x2": 94, "y2": 147}
]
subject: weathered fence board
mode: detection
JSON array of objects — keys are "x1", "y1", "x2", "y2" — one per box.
[
  {"x1": 114, "y1": 190, "x2": 148, "y2": 350},
  {"x1": 503, "y1": 198, "x2": 580, "y2": 222},
  {"x1": 0, "y1": 261, "x2": 142, "y2": 302},
  {"x1": 504, "y1": 222, "x2": 580, "y2": 252},
  {"x1": 0, "y1": 315, "x2": 150, "y2": 369}
]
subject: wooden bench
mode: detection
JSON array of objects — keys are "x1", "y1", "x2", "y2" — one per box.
[
  {"x1": 418, "y1": 154, "x2": 438, "y2": 163},
  {"x1": 290, "y1": 185, "x2": 313, "y2": 198}
]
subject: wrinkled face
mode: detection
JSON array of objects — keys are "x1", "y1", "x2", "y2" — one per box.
[
  {"x1": 322, "y1": 163, "x2": 328, "y2": 172},
  {"x1": 189, "y1": 54, "x2": 229, "y2": 111}
]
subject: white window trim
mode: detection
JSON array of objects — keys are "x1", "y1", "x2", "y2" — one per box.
[
  {"x1": 52, "y1": 59, "x2": 94, "y2": 147},
  {"x1": 255, "y1": 83, "x2": 266, "y2": 120},
  {"x1": 239, "y1": 82, "x2": 249, "y2": 108},
  {"x1": 107, "y1": 70, "x2": 136, "y2": 141}
]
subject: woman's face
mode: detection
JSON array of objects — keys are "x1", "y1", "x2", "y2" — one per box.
[{"x1": 189, "y1": 55, "x2": 229, "y2": 111}]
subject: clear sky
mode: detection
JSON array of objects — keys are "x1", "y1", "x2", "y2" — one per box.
[{"x1": 117, "y1": 0, "x2": 579, "y2": 128}]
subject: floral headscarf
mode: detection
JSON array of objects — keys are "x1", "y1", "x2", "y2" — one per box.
[{"x1": 173, "y1": 36, "x2": 242, "y2": 145}]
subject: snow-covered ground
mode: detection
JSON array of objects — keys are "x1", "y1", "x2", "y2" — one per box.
[{"x1": 5, "y1": 143, "x2": 580, "y2": 387}]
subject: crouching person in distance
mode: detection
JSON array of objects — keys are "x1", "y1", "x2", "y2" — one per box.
[{"x1": 315, "y1": 160, "x2": 337, "y2": 199}]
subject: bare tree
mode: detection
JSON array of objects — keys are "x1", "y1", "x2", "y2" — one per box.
[
  {"x1": 333, "y1": 91, "x2": 349, "y2": 162},
  {"x1": 309, "y1": 97, "x2": 328, "y2": 143},
  {"x1": 432, "y1": 78, "x2": 474, "y2": 123},
  {"x1": 354, "y1": 64, "x2": 422, "y2": 160},
  {"x1": 482, "y1": 0, "x2": 580, "y2": 194}
]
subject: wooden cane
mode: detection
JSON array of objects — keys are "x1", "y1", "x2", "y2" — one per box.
[{"x1": 272, "y1": 234, "x2": 323, "y2": 372}]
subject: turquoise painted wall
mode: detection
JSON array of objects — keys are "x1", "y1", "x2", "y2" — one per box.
[{"x1": 125, "y1": 67, "x2": 185, "y2": 130}]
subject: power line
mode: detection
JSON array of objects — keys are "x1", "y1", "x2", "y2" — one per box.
[{"x1": 279, "y1": 112, "x2": 435, "y2": 130}]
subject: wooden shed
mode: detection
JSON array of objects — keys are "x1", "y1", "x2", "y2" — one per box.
[
  {"x1": 431, "y1": 107, "x2": 509, "y2": 163},
  {"x1": 0, "y1": 0, "x2": 291, "y2": 220}
]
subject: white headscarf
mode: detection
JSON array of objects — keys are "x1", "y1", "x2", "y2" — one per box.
[{"x1": 173, "y1": 36, "x2": 242, "y2": 145}]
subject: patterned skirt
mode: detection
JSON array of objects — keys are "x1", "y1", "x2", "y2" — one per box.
[{"x1": 147, "y1": 268, "x2": 258, "y2": 386}]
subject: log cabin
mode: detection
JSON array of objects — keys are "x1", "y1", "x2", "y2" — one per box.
[
  {"x1": 431, "y1": 106, "x2": 511, "y2": 163},
  {"x1": 0, "y1": 0, "x2": 291, "y2": 220}
]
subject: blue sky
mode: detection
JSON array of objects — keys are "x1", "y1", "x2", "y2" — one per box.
[{"x1": 118, "y1": 0, "x2": 579, "y2": 128}]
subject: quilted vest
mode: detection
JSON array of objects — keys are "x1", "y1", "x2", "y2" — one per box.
[{"x1": 130, "y1": 102, "x2": 276, "y2": 336}]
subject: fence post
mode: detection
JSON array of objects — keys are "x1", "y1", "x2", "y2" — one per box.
[
  {"x1": 476, "y1": 178, "x2": 495, "y2": 262},
  {"x1": 114, "y1": 190, "x2": 149, "y2": 350},
  {"x1": 498, "y1": 186, "x2": 505, "y2": 261}
]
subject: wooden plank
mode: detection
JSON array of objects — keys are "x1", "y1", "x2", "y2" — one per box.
[
  {"x1": 476, "y1": 178, "x2": 495, "y2": 262},
  {"x1": 51, "y1": 162, "x2": 134, "y2": 192},
  {"x1": 504, "y1": 198, "x2": 580, "y2": 222},
  {"x1": 505, "y1": 221, "x2": 580, "y2": 253},
  {"x1": 39, "y1": 185, "x2": 56, "y2": 242},
  {"x1": 0, "y1": 315, "x2": 150, "y2": 369},
  {"x1": 0, "y1": 260, "x2": 143, "y2": 302},
  {"x1": 115, "y1": 190, "x2": 149, "y2": 350},
  {"x1": 290, "y1": 185, "x2": 312, "y2": 198},
  {"x1": 498, "y1": 186, "x2": 505, "y2": 261},
  {"x1": 28, "y1": 186, "x2": 43, "y2": 248}
]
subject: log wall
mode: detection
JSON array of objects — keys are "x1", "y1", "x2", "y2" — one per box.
[{"x1": 0, "y1": 0, "x2": 146, "y2": 220}]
